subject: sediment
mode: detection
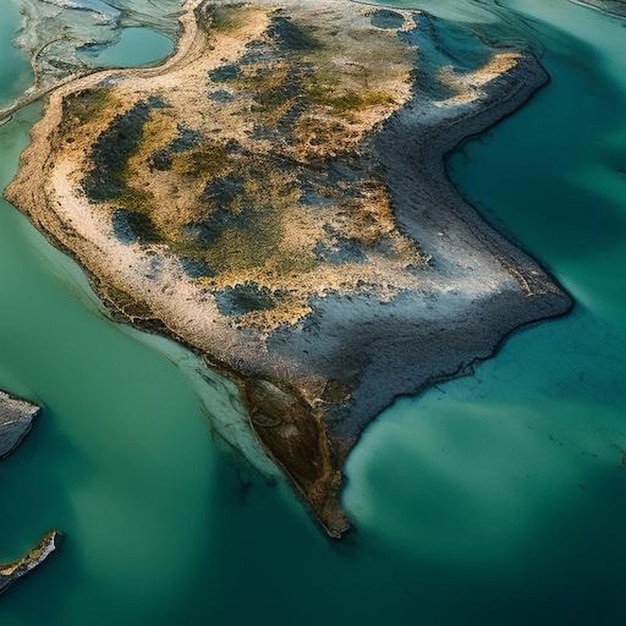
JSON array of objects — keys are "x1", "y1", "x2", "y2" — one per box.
[
  {"x1": 570, "y1": 0, "x2": 626, "y2": 18},
  {"x1": 5, "y1": 0, "x2": 572, "y2": 537}
]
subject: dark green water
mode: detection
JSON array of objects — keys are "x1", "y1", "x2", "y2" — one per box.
[{"x1": 0, "y1": 1, "x2": 625, "y2": 624}]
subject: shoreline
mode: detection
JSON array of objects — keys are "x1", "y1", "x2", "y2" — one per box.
[
  {"x1": 0, "y1": 531, "x2": 60, "y2": 596},
  {"x1": 5, "y1": 0, "x2": 572, "y2": 538}
]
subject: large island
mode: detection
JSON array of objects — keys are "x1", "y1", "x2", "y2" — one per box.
[{"x1": 6, "y1": 0, "x2": 572, "y2": 537}]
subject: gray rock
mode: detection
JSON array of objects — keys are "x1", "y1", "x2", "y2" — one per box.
[
  {"x1": 0, "y1": 531, "x2": 59, "y2": 596},
  {"x1": 0, "y1": 390, "x2": 41, "y2": 460}
]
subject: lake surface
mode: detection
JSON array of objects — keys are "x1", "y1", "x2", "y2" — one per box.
[
  {"x1": 79, "y1": 27, "x2": 173, "y2": 68},
  {"x1": 0, "y1": 1, "x2": 624, "y2": 624}
]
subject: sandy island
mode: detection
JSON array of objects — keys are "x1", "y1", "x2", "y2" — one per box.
[{"x1": 5, "y1": 0, "x2": 572, "y2": 537}]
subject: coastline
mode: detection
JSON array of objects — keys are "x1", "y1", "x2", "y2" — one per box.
[
  {"x1": 4, "y1": 0, "x2": 572, "y2": 538},
  {"x1": 0, "y1": 531, "x2": 59, "y2": 596}
]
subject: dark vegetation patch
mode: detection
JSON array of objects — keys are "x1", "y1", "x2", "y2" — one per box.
[
  {"x1": 146, "y1": 95, "x2": 168, "y2": 109},
  {"x1": 239, "y1": 40, "x2": 277, "y2": 65},
  {"x1": 208, "y1": 89, "x2": 234, "y2": 102},
  {"x1": 149, "y1": 150, "x2": 173, "y2": 171},
  {"x1": 370, "y1": 9, "x2": 405, "y2": 30},
  {"x1": 298, "y1": 158, "x2": 364, "y2": 205},
  {"x1": 214, "y1": 282, "x2": 276, "y2": 317},
  {"x1": 201, "y1": 173, "x2": 245, "y2": 206},
  {"x1": 180, "y1": 256, "x2": 215, "y2": 278},
  {"x1": 185, "y1": 201, "x2": 255, "y2": 246},
  {"x1": 179, "y1": 141, "x2": 231, "y2": 179},
  {"x1": 303, "y1": 84, "x2": 394, "y2": 117},
  {"x1": 83, "y1": 101, "x2": 152, "y2": 202},
  {"x1": 209, "y1": 63, "x2": 241, "y2": 82},
  {"x1": 250, "y1": 125, "x2": 277, "y2": 141},
  {"x1": 61, "y1": 88, "x2": 112, "y2": 134},
  {"x1": 170, "y1": 125, "x2": 203, "y2": 153},
  {"x1": 267, "y1": 16, "x2": 321, "y2": 52},
  {"x1": 112, "y1": 209, "x2": 160, "y2": 244},
  {"x1": 149, "y1": 124, "x2": 203, "y2": 171}
]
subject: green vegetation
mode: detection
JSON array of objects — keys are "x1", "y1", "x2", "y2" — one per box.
[
  {"x1": 60, "y1": 88, "x2": 112, "y2": 135},
  {"x1": 268, "y1": 16, "x2": 322, "y2": 52}
]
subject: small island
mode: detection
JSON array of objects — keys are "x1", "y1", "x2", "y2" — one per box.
[
  {"x1": 6, "y1": 0, "x2": 572, "y2": 536},
  {"x1": 0, "y1": 531, "x2": 59, "y2": 596}
]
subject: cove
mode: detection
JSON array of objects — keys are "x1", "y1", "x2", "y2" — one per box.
[{"x1": 0, "y1": 1, "x2": 624, "y2": 625}]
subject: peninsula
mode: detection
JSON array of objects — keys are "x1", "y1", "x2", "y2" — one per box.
[
  {"x1": 0, "y1": 390, "x2": 40, "y2": 460},
  {"x1": 6, "y1": 0, "x2": 572, "y2": 537}
]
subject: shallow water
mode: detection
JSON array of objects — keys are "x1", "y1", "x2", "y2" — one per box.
[
  {"x1": 79, "y1": 27, "x2": 173, "y2": 67},
  {"x1": 0, "y1": 1, "x2": 625, "y2": 624}
]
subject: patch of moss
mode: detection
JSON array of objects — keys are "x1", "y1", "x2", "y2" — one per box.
[
  {"x1": 303, "y1": 80, "x2": 393, "y2": 116},
  {"x1": 112, "y1": 209, "x2": 160, "y2": 244},
  {"x1": 268, "y1": 16, "x2": 322, "y2": 52},
  {"x1": 60, "y1": 88, "x2": 112, "y2": 135},
  {"x1": 214, "y1": 282, "x2": 276, "y2": 316},
  {"x1": 175, "y1": 141, "x2": 231, "y2": 179},
  {"x1": 83, "y1": 101, "x2": 152, "y2": 202}
]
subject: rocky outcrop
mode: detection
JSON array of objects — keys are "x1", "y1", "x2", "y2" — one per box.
[
  {"x1": 0, "y1": 531, "x2": 60, "y2": 596},
  {"x1": 0, "y1": 390, "x2": 40, "y2": 460}
]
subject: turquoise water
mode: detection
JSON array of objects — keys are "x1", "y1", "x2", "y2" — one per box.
[
  {"x1": 80, "y1": 27, "x2": 173, "y2": 68},
  {"x1": 0, "y1": 1, "x2": 625, "y2": 624},
  {"x1": 0, "y1": 4, "x2": 33, "y2": 108}
]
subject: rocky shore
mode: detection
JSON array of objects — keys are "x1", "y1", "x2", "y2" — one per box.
[
  {"x1": 0, "y1": 531, "x2": 59, "y2": 596},
  {"x1": 0, "y1": 390, "x2": 41, "y2": 460},
  {"x1": 6, "y1": 0, "x2": 572, "y2": 537}
]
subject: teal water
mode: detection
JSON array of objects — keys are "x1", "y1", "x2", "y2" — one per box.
[
  {"x1": 0, "y1": 1, "x2": 625, "y2": 625},
  {"x1": 80, "y1": 27, "x2": 173, "y2": 68}
]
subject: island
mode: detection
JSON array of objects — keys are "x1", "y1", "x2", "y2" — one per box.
[
  {"x1": 5, "y1": 0, "x2": 573, "y2": 537},
  {"x1": 0, "y1": 531, "x2": 60, "y2": 596}
]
